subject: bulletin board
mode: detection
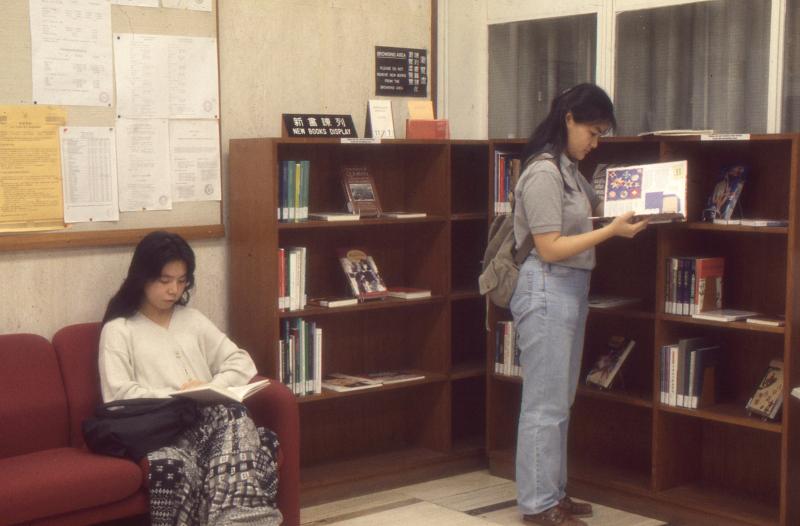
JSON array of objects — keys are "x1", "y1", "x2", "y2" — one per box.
[{"x1": 0, "y1": 0, "x2": 223, "y2": 251}]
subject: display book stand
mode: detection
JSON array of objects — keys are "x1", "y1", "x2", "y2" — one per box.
[
  {"x1": 484, "y1": 134, "x2": 800, "y2": 526},
  {"x1": 227, "y1": 137, "x2": 490, "y2": 500}
]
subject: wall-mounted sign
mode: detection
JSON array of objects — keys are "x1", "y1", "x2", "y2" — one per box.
[
  {"x1": 282, "y1": 114, "x2": 357, "y2": 138},
  {"x1": 375, "y1": 46, "x2": 427, "y2": 97}
]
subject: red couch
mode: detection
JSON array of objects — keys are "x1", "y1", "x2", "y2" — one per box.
[{"x1": 0, "y1": 323, "x2": 299, "y2": 526}]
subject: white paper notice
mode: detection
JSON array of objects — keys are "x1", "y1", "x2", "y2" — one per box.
[
  {"x1": 114, "y1": 34, "x2": 219, "y2": 119},
  {"x1": 112, "y1": 0, "x2": 159, "y2": 6},
  {"x1": 169, "y1": 120, "x2": 221, "y2": 202},
  {"x1": 169, "y1": 36, "x2": 219, "y2": 118},
  {"x1": 162, "y1": 0, "x2": 212, "y2": 11},
  {"x1": 30, "y1": 0, "x2": 114, "y2": 107},
  {"x1": 60, "y1": 127, "x2": 119, "y2": 223},
  {"x1": 116, "y1": 118, "x2": 171, "y2": 211},
  {"x1": 114, "y1": 33, "x2": 170, "y2": 118}
]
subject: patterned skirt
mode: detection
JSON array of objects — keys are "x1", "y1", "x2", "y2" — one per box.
[{"x1": 147, "y1": 403, "x2": 282, "y2": 526}]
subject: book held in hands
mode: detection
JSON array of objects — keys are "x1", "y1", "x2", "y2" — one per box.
[
  {"x1": 594, "y1": 160, "x2": 688, "y2": 223},
  {"x1": 171, "y1": 379, "x2": 270, "y2": 404},
  {"x1": 585, "y1": 336, "x2": 635, "y2": 389},
  {"x1": 338, "y1": 248, "x2": 388, "y2": 301}
]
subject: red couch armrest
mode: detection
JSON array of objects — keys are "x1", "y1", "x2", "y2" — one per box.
[{"x1": 245, "y1": 376, "x2": 300, "y2": 526}]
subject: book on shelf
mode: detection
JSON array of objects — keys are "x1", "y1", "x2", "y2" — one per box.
[
  {"x1": 585, "y1": 336, "x2": 635, "y2": 389},
  {"x1": 382, "y1": 211, "x2": 427, "y2": 219},
  {"x1": 746, "y1": 359, "x2": 784, "y2": 420},
  {"x1": 386, "y1": 287, "x2": 432, "y2": 300},
  {"x1": 638, "y1": 129, "x2": 714, "y2": 136},
  {"x1": 341, "y1": 165, "x2": 381, "y2": 217},
  {"x1": 494, "y1": 320, "x2": 521, "y2": 378},
  {"x1": 362, "y1": 370, "x2": 425, "y2": 384},
  {"x1": 702, "y1": 165, "x2": 747, "y2": 222},
  {"x1": 278, "y1": 246, "x2": 307, "y2": 311},
  {"x1": 593, "y1": 160, "x2": 688, "y2": 223},
  {"x1": 738, "y1": 218, "x2": 788, "y2": 227},
  {"x1": 690, "y1": 308, "x2": 759, "y2": 322},
  {"x1": 660, "y1": 339, "x2": 717, "y2": 409},
  {"x1": 309, "y1": 212, "x2": 360, "y2": 221},
  {"x1": 493, "y1": 151, "x2": 521, "y2": 214},
  {"x1": 664, "y1": 256, "x2": 724, "y2": 316},
  {"x1": 278, "y1": 160, "x2": 310, "y2": 221},
  {"x1": 587, "y1": 295, "x2": 640, "y2": 309},
  {"x1": 338, "y1": 248, "x2": 388, "y2": 300},
  {"x1": 746, "y1": 315, "x2": 785, "y2": 327},
  {"x1": 171, "y1": 379, "x2": 270, "y2": 404},
  {"x1": 308, "y1": 296, "x2": 358, "y2": 308},
  {"x1": 279, "y1": 318, "x2": 322, "y2": 395},
  {"x1": 322, "y1": 373, "x2": 382, "y2": 392}
]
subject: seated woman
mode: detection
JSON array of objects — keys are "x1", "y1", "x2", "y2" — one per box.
[{"x1": 99, "y1": 230, "x2": 282, "y2": 526}]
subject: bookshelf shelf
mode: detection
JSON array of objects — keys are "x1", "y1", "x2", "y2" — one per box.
[
  {"x1": 685, "y1": 222, "x2": 788, "y2": 235},
  {"x1": 483, "y1": 134, "x2": 800, "y2": 525},
  {"x1": 576, "y1": 385, "x2": 653, "y2": 409},
  {"x1": 450, "y1": 362, "x2": 484, "y2": 380},
  {"x1": 277, "y1": 296, "x2": 447, "y2": 319},
  {"x1": 659, "y1": 314, "x2": 786, "y2": 334},
  {"x1": 277, "y1": 216, "x2": 447, "y2": 230},
  {"x1": 449, "y1": 289, "x2": 481, "y2": 301},
  {"x1": 229, "y1": 138, "x2": 489, "y2": 497},
  {"x1": 294, "y1": 372, "x2": 447, "y2": 405},
  {"x1": 657, "y1": 402, "x2": 782, "y2": 433}
]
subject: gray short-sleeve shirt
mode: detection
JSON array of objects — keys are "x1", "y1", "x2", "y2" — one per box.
[{"x1": 513, "y1": 152, "x2": 600, "y2": 270}]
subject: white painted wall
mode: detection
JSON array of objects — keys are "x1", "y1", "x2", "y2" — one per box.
[{"x1": 0, "y1": 0, "x2": 431, "y2": 339}]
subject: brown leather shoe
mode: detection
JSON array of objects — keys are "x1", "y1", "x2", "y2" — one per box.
[
  {"x1": 558, "y1": 495, "x2": 593, "y2": 518},
  {"x1": 523, "y1": 505, "x2": 588, "y2": 525}
]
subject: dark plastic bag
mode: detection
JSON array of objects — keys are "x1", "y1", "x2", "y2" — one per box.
[{"x1": 82, "y1": 397, "x2": 200, "y2": 461}]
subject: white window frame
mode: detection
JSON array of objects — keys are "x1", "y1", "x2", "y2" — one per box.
[{"x1": 461, "y1": 0, "x2": 789, "y2": 134}]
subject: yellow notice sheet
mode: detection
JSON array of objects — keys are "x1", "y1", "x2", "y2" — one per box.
[{"x1": 0, "y1": 105, "x2": 66, "y2": 232}]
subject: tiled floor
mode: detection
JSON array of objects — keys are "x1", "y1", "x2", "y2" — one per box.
[{"x1": 300, "y1": 470, "x2": 667, "y2": 526}]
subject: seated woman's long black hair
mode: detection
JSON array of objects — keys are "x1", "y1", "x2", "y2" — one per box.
[{"x1": 102, "y1": 231, "x2": 196, "y2": 325}]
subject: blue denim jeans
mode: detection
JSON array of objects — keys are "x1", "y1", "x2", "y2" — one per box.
[{"x1": 510, "y1": 256, "x2": 590, "y2": 515}]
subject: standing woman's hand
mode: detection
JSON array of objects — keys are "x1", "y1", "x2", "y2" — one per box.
[{"x1": 608, "y1": 211, "x2": 649, "y2": 238}]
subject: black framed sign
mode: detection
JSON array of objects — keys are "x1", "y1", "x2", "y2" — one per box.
[
  {"x1": 282, "y1": 114, "x2": 357, "y2": 138},
  {"x1": 375, "y1": 46, "x2": 428, "y2": 97}
]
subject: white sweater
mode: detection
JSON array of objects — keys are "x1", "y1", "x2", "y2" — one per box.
[{"x1": 99, "y1": 306, "x2": 257, "y2": 402}]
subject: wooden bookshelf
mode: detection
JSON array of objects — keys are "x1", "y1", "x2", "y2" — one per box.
[
  {"x1": 484, "y1": 134, "x2": 800, "y2": 526},
  {"x1": 228, "y1": 138, "x2": 489, "y2": 495}
]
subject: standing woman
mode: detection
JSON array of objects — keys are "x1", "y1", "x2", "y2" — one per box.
[
  {"x1": 511, "y1": 84, "x2": 648, "y2": 526},
  {"x1": 99, "y1": 231, "x2": 282, "y2": 526}
]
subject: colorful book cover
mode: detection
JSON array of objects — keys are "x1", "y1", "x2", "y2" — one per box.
[{"x1": 585, "y1": 336, "x2": 635, "y2": 389}]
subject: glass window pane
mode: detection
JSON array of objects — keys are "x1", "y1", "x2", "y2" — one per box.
[
  {"x1": 488, "y1": 14, "x2": 596, "y2": 139},
  {"x1": 783, "y1": 0, "x2": 800, "y2": 131},
  {"x1": 615, "y1": 0, "x2": 770, "y2": 136}
]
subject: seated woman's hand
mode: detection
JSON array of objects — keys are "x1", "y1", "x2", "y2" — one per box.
[{"x1": 180, "y1": 379, "x2": 206, "y2": 390}]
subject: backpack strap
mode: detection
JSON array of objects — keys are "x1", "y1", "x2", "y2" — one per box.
[{"x1": 511, "y1": 153, "x2": 558, "y2": 266}]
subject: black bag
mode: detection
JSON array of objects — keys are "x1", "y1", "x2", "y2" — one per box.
[{"x1": 82, "y1": 397, "x2": 200, "y2": 461}]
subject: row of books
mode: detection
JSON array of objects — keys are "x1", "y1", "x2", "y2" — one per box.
[
  {"x1": 279, "y1": 318, "x2": 322, "y2": 396},
  {"x1": 278, "y1": 247, "x2": 307, "y2": 311},
  {"x1": 659, "y1": 338, "x2": 718, "y2": 409},
  {"x1": 664, "y1": 256, "x2": 724, "y2": 315},
  {"x1": 494, "y1": 321, "x2": 521, "y2": 377},
  {"x1": 278, "y1": 160, "x2": 310, "y2": 221},
  {"x1": 493, "y1": 151, "x2": 520, "y2": 214}
]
